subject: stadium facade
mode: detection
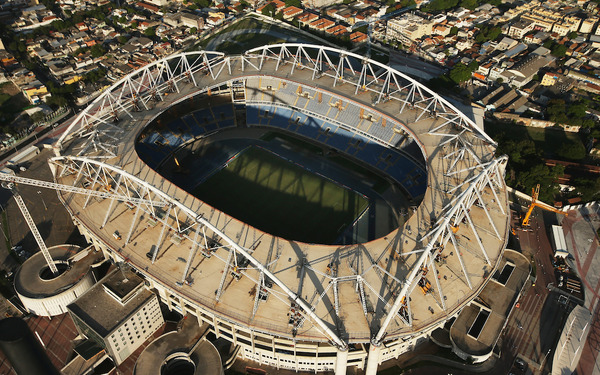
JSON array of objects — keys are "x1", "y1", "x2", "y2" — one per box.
[{"x1": 51, "y1": 44, "x2": 510, "y2": 373}]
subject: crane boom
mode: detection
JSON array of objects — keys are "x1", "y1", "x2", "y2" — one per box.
[
  {"x1": 521, "y1": 184, "x2": 567, "y2": 227},
  {"x1": 0, "y1": 173, "x2": 166, "y2": 207},
  {"x1": 4, "y1": 183, "x2": 58, "y2": 275}
]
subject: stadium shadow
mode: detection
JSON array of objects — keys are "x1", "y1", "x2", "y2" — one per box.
[{"x1": 133, "y1": 88, "x2": 428, "y2": 244}]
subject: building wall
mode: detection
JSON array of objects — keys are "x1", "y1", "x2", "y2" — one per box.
[
  {"x1": 71, "y1": 220, "x2": 448, "y2": 373},
  {"x1": 105, "y1": 294, "x2": 164, "y2": 365},
  {"x1": 18, "y1": 271, "x2": 95, "y2": 317},
  {"x1": 580, "y1": 17, "x2": 597, "y2": 33},
  {"x1": 145, "y1": 0, "x2": 168, "y2": 6}
]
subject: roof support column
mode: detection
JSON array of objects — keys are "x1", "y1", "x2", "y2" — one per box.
[
  {"x1": 335, "y1": 347, "x2": 348, "y2": 375},
  {"x1": 365, "y1": 342, "x2": 381, "y2": 375}
]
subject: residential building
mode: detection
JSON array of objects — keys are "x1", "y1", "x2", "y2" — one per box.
[
  {"x1": 541, "y1": 72, "x2": 559, "y2": 85},
  {"x1": 501, "y1": 54, "x2": 554, "y2": 87},
  {"x1": 496, "y1": 36, "x2": 518, "y2": 51},
  {"x1": 164, "y1": 12, "x2": 204, "y2": 30},
  {"x1": 580, "y1": 16, "x2": 598, "y2": 33},
  {"x1": 508, "y1": 19, "x2": 534, "y2": 39},
  {"x1": 386, "y1": 14, "x2": 433, "y2": 45}
]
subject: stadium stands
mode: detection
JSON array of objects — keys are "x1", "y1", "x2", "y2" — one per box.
[
  {"x1": 244, "y1": 102, "x2": 427, "y2": 197},
  {"x1": 136, "y1": 79, "x2": 427, "y2": 197},
  {"x1": 136, "y1": 103, "x2": 237, "y2": 168}
]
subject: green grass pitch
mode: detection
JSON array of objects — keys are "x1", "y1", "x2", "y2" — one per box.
[{"x1": 193, "y1": 146, "x2": 369, "y2": 244}]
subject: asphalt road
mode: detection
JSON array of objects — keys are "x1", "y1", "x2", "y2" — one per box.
[{"x1": 0, "y1": 148, "x2": 87, "y2": 274}]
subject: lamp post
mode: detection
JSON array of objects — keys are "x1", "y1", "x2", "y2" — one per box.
[
  {"x1": 37, "y1": 191, "x2": 47, "y2": 211},
  {"x1": 540, "y1": 348, "x2": 551, "y2": 372}
]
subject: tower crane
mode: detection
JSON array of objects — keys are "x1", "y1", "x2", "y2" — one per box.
[
  {"x1": 0, "y1": 171, "x2": 167, "y2": 276},
  {"x1": 2, "y1": 181, "x2": 59, "y2": 276},
  {"x1": 521, "y1": 184, "x2": 567, "y2": 227}
]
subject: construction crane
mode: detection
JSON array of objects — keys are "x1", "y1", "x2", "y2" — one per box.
[
  {"x1": 1, "y1": 181, "x2": 59, "y2": 276},
  {"x1": 521, "y1": 184, "x2": 567, "y2": 227},
  {"x1": 0, "y1": 171, "x2": 169, "y2": 276}
]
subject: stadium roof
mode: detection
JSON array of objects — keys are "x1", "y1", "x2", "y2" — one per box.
[{"x1": 52, "y1": 44, "x2": 509, "y2": 348}]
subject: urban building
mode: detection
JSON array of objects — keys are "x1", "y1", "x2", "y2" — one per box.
[{"x1": 67, "y1": 267, "x2": 164, "y2": 365}]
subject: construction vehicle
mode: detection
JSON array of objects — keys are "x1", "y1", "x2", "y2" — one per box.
[
  {"x1": 521, "y1": 184, "x2": 567, "y2": 227},
  {"x1": 418, "y1": 277, "x2": 432, "y2": 295}
]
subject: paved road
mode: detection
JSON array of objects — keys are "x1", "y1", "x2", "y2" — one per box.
[
  {"x1": 394, "y1": 208, "x2": 568, "y2": 375},
  {"x1": 0, "y1": 115, "x2": 80, "y2": 274},
  {"x1": 0, "y1": 148, "x2": 88, "y2": 273},
  {"x1": 506, "y1": 210, "x2": 574, "y2": 375}
]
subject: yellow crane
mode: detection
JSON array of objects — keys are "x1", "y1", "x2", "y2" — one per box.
[{"x1": 521, "y1": 184, "x2": 567, "y2": 227}]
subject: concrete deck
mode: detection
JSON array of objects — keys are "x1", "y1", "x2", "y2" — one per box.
[
  {"x1": 14, "y1": 245, "x2": 102, "y2": 298},
  {"x1": 54, "y1": 53, "x2": 509, "y2": 345},
  {"x1": 450, "y1": 249, "x2": 529, "y2": 358}
]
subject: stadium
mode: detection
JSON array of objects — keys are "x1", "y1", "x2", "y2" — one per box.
[{"x1": 49, "y1": 44, "x2": 510, "y2": 374}]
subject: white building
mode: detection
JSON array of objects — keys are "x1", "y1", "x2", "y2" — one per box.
[
  {"x1": 68, "y1": 267, "x2": 165, "y2": 365},
  {"x1": 580, "y1": 17, "x2": 598, "y2": 34},
  {"x1": 14, "y1": 245, "x2": 100, "y2": 317},
  {"x1": 386, "y1": 14, "x2": 433, "y2": 44}
]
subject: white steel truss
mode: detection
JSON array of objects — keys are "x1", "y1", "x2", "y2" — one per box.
[
  {"x1": 57, "y1": 51, "x2": 229, "y2": 151},
  {"x1": 57, "y1": 45, "x2": 495, "y2": 155},
  {"x1": 49, "y1": 44, "x2": 511, "y2": 349},
  {"x1": 241, "y1": 44, "x2": 495, "y2": 146},
  {"x1": 374, "y1": 156, "x2": 509, "y2": 344},
  {"x1": 48, "y1": 155, "x2": 347, "y2": 349}
]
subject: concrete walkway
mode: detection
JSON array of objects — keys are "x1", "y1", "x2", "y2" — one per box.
[{"x1": 134, "y1": 316, "x2": 212, "y2": 375}]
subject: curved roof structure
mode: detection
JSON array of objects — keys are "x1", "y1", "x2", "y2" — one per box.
[
  {"x1": 14, "y1": 244, "x2": 100, "y2": 299},
  {"x1": 50, "y1": 44, "x2": 510, "y2": 348}
]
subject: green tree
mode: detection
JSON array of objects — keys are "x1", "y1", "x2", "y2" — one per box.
[
  {"x1": 90, "y1": 44, "x2": 106, "y2": 58},
  {"x1": 144, "y1": 27, "x2": 156, "y2": 37},
  {"x1": 46, "y1": 95, "x2": 68, "y2": 108},
  {"x1": 547, "y1": 99, "x2": 568, "y2": 123},
  {"x1": 475, "y1": 25, "x2": 501, "y2": 43},
  {"x1": 422, "y1": 0, "x2": 459, "y2": 12},
  {"x1": 84, "y1": 67, "x2": 107, "y2": 83},
  {"x1": 551, "y1": 43, "x2": 567, "y2": 57},
  {"x1": 573, "y1": 177, "x2": 600, "y2": 201},
  {"x1": 261, "y1": 2, "x2": 277, "y2": 16},
  {"x1": 118, "y1": 35, "x2": 128, "y2": 44},
  {"x1": 189, "y1": 27, "x2": 197, "y2": 34},
  {"x1": 193, "y1": 0, "x2": 212, "y2": 7},
  {"x1": 284, "y1": 0, "x2": 301, "y2": 6},
  {"x1": 236, "y1": 0, "x2": 250, "y2": 12},
  {"x1": 460, "y1": 0, "x2": 479, "y2": 10},
  {"x1": 30, "y1": 111, "x2": 46, "y2": 123},
  {"x1": 568, "y1": 102, "x2": 587, "y2": 119},
  {"x1": 567, "y1": 31, "x2": 578, "y2": 39},
  {"x1": 557, "y1": 141, "x2": 586, "y2": 160},
  {"x1": 449, "y1": 62, "x2": 475, "y2": 83}
]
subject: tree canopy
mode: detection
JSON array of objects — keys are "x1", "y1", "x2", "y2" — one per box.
[
  {"x1": 474, "y1": 25, "x2": 501, "y2": 43},
  {"x1": 449, "y1": 61, "x2": 478, "y2": 84},
  {"x1": 144, "y1": 27, "x2": 156, "y2": 37},
  {"x1": 261, "y1": 2, "x2": 277, "y2": 16}
]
